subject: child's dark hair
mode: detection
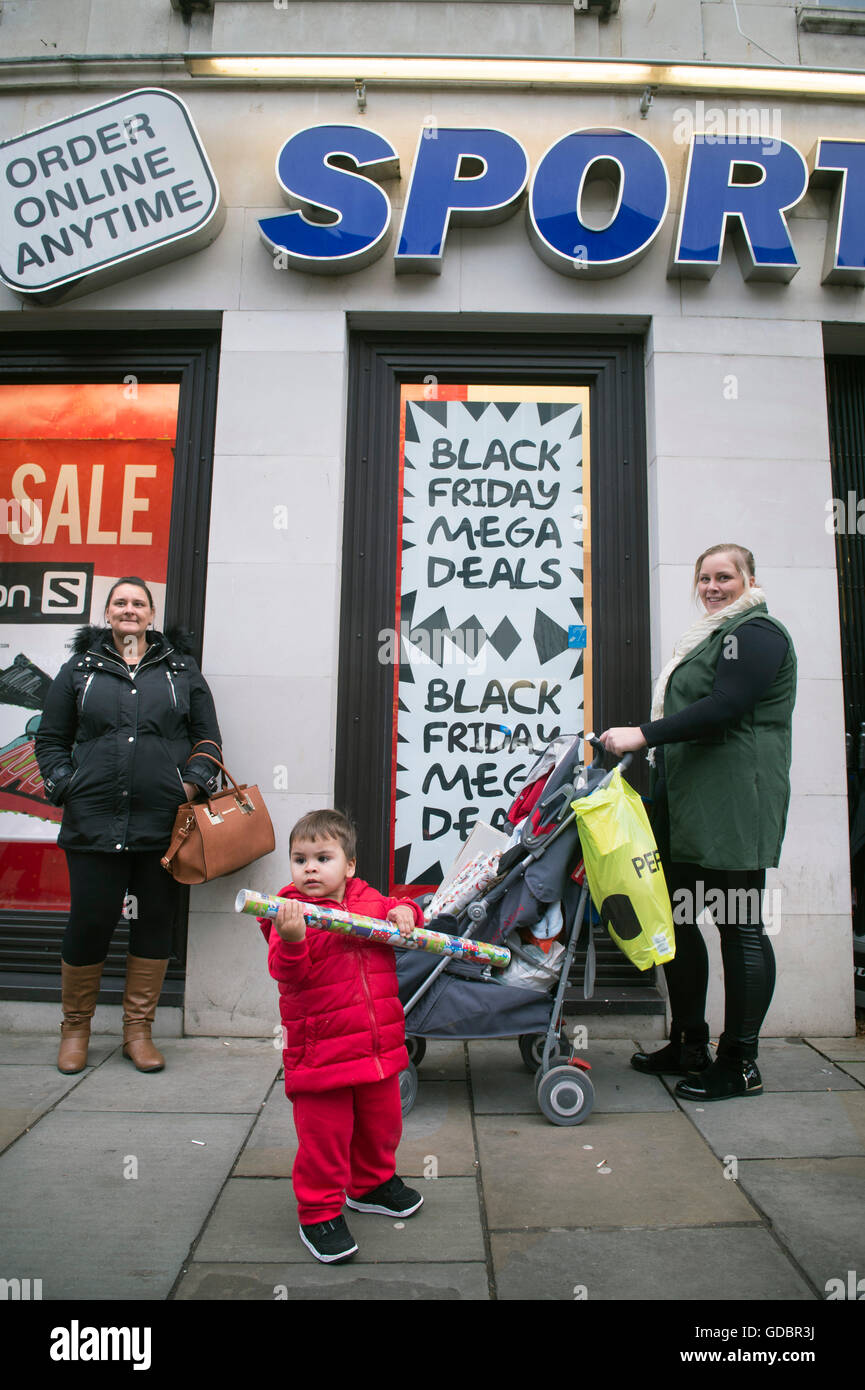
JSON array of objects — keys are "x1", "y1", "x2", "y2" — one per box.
[{"x1": 290, "y1": 809, "x2": 357, "y2": 861}]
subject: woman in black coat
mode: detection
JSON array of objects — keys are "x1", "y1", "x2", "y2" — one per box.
[{"x1": 35, "y1": 577, "x2": 222, "y2": 1074}]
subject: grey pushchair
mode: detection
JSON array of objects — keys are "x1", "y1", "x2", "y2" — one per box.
[{"x1": 397, "y1": 734, "x2": 631, "y2": 1126}]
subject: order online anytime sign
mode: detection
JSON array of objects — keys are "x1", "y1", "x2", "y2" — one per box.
[{"x1": 0, "y1": 89, "x2": 224, "y2": 301}]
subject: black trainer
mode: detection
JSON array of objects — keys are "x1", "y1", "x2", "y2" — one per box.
[
  {"x1": 345, "y1": 1175, "x2": 423, "y2": 1217},
  {"x1": 298, "y1": 1216, "x2": 358, "y2": 1263}
]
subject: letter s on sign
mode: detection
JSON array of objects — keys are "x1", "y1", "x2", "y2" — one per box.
[{"x1": 258, "y1": 125, "x2": 401, "y2": 274}]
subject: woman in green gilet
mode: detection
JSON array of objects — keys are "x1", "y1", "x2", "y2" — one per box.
[{"x1": 600, "y1": 544, "x2": 796, "y2": 1102}]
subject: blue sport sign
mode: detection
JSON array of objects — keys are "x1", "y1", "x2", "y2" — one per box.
[{"x1": 259, "y1": 121, "x2": 865, "y2": 286}]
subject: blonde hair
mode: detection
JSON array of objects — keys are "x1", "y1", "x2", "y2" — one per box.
[{"x1": 692, "y1": 543, "x2": 756, "y2": 598}]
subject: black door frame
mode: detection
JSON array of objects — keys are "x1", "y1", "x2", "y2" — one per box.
[{"x1": 335, "y1": 327, "x2": 651, "y2": 889}]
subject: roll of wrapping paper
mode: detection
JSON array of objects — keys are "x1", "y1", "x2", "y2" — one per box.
[{"x1": 235, "y1": 890, "x2": 510, "y2": 969}]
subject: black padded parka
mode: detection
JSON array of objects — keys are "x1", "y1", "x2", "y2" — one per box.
[{"x1": 35, "y1": 625, "x2": 222, "y2": 854}]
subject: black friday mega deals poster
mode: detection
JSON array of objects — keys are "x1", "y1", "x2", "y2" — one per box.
[{"x1": 390, "y1": 385, "x2": 592, "y2": 891}]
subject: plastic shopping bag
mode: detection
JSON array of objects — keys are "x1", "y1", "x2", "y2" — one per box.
[{"x1": 571, "y1": 767, "x2": 675, "y2": 971}]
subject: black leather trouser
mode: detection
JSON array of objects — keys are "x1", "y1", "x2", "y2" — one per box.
[{"x1": 661, "y1": 860, "x2": 776, "y2": 1060}]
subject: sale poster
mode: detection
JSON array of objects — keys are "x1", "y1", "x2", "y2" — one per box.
[
  {"x1": 390, "y1": 384, "x2": 592, "y2": 892},
  {"x1": 0, "y1": 382, "x2": 179, "y2": 911}
]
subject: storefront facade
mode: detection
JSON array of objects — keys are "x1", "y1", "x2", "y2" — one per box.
[{"x1": 0, "y1": 0, "x2": 860, "y2": 1038}]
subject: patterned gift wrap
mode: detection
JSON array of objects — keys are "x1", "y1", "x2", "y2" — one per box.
[
  {"x1": 235, "y1": 890, "x2": 510, "y2": 969},
  {"x1": 422, "y1": 850, "x2": 502, "y2": 923}
]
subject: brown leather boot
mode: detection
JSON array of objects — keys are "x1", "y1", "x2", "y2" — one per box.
[
  {"x1": 58, "y1": 960, "x2": 105, "y2": 1074},
  {"x1": 122, "y1": 956, "x2": 169, "y2": 1072}
]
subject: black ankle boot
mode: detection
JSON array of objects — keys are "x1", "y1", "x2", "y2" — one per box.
[
  {"x1": 675, "y1": 1056, "x2": 762, "y2": 1102},
  {"x1": 631, "y1": 1033, "x2": 711, "y2": 1077}
]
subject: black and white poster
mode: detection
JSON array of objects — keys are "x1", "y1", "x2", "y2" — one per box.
[{"x1": 389, "y1": 387, "x2": 591, "y2": 889}]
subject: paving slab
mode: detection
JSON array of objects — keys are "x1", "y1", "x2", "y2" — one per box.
[
  {"x1": 467, "y1": 1038, "x2": 541, "y2": 1114},
  {"x1": 571, "y1": 1039, "x2": 677, "y2": 1112},
  {"x1": 231, "y1": 1076, "x2": 297, "y2": 1176},
  {"x1": 0, "y1": 1110, "x2": 255, "y2": 1299},
  {"x1": 806, "y1": 1037, "x2": 865, "y2": 1062},
  {"x1": 735, "y1": 1157, "x2": 865, "y2": 1297},
  {"x1": 469, "y1": 1038, "x2": 676, "y2": 1116},
  {"x1": 476, "y1": 1111, "x2": 759, "y2": 1229},
  {"x1": 174, "y1": 1260, "x2": 490, "y2": 1300},
  {"x1": 836, "y1": 1061, "x2": 865, "y2": 1086},
  {"x1": 412, "y1": 1039, "x2": 469, "y2": 1081},
  {"x1": 0, "y1": 1064, "x2": 93, "y2": 1153},
  {"x1": 58, "y1": 1037, "x2": 281, "y2": 1113},
  {"x1": 397, "y1": 1082, "x2": 479, "y2": 1177},
  {"x1": 636, "y1": 1037, "x2": 861, "y2": 1093},
  {"x1": 679, "y1": 1091, "x2": 865, "y2": 1160},
  {"x1": 192, "y1": 1174, "x2": 485, "y2": 1265},
  {"x1": 746, "y1": 1040, "x2": 863, "y2": 1092},
  {"x1": 491, "y1": 1226, "x2": 816, "y2": 1301},
  {"x1": 0, "y1": 1033, "x2": 119, "y2": 1066},
  {"x1": 234, "y1": 1078, "x2": 477, "y2": 1178}
]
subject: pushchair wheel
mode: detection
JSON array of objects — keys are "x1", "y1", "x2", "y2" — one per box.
[
  {"x1": 405, "y1": 1036, "x2": 426, "y2": 1068},
  {"x1": 399, "y1": 1062, "x2": 418, "y2": 1115},
  {"x1": 519, "y1": 1031, "x2": 568, "y2": 1073},
  {"x1": 536, "y1": 1064, "x2": 594, "y2": 1126}
]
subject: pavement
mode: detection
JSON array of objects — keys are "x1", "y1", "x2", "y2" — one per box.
[{"x1": 3, "y1": 1025, "x2": 865, "y2": 1318}]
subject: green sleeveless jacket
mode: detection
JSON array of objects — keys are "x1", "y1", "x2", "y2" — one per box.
[{"x1": 661, "y1": 604, "x2": 796, "y2": 870}]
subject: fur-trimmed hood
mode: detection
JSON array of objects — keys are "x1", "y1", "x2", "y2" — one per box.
[{"x1": 69, "y1": 624, "x2": 198, "y2": 657}]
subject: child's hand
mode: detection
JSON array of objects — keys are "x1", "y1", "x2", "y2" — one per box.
[
  {"x1": 274, "y1": 899, "x2": 307, "y2": 942},
  {"x1": 386, "y1": 905, "x2": 417, "y2": 939}
]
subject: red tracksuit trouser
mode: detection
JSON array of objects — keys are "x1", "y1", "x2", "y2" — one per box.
[{"x1": 289, "y1": 1073, "x2": 403, "y2": 1225}]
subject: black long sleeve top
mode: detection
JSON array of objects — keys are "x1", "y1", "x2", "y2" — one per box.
[{"x1": 639, "y1": 618, "x2": 790, "y2": 748}]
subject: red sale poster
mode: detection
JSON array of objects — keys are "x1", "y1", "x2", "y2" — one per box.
[{"x1": 0, "y1": 382, "x2": 179, "y2": 911}]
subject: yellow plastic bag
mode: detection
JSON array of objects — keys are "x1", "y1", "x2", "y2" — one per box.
[{"x1": 571, "y1": 767, "x2": 675, "y2": 970}]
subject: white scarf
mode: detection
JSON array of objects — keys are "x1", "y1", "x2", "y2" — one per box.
[{"x1": 646, "y1": 586, "x2": 767, "y2": 764}]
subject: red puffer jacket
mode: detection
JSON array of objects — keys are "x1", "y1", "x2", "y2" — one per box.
[{"x1": 261, "y1": 878, "x2": 424, "y2": 1094}]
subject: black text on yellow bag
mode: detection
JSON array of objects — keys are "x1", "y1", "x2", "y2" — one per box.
[{"x1": 571, "y1": 767, "x2": 675, "y2": 971}]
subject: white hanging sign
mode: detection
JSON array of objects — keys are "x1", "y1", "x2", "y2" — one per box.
[{"x1": 0, "y1": 89, "x2": 224, "y2": 302}]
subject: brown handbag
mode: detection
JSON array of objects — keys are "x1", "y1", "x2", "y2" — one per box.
[{"x1": 160, "y1": 748, "x2": 275, "y2": 884}]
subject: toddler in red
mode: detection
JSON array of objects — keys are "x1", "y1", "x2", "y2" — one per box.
[{"x1": 259, "y1": 808, "x2": 425, "y2": 1263}]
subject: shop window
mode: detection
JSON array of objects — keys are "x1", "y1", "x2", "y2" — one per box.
[
  {"x1": 336, "y1": 327, "x2": 655, "y2": 1010},
  {"x1": 0, "y1": 329, "x2": 219, "y2": 1000}
]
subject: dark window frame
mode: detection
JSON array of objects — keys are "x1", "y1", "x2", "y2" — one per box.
[
  {"x1": 0, "y1": 326, "x2": 221, "y2": 1003},
  {"x1": 335, "y1": 326, "x2": 652, "y2": 888}
]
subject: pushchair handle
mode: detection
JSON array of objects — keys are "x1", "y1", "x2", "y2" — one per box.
[{"x1": 587, "y1": 733, "x2": 633, "y2": 775}]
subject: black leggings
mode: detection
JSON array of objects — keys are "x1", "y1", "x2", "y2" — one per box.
[
  {"x1": 662, "y1": 860, "x2": 776, "y2": 1059},
  {"x1": 62, "y1": 850, "x2": 179, "y2": 966}
]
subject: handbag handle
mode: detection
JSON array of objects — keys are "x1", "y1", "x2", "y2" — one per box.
[
  {"x1": 187, "y1": 750, "x2": 247, "y2": 802},
  {"x1": 185, "y1": 741, "x2": 228, "y2": 794},
  {"x1": 187, "y1": 739, "x2": 223, "y2": 775}
]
